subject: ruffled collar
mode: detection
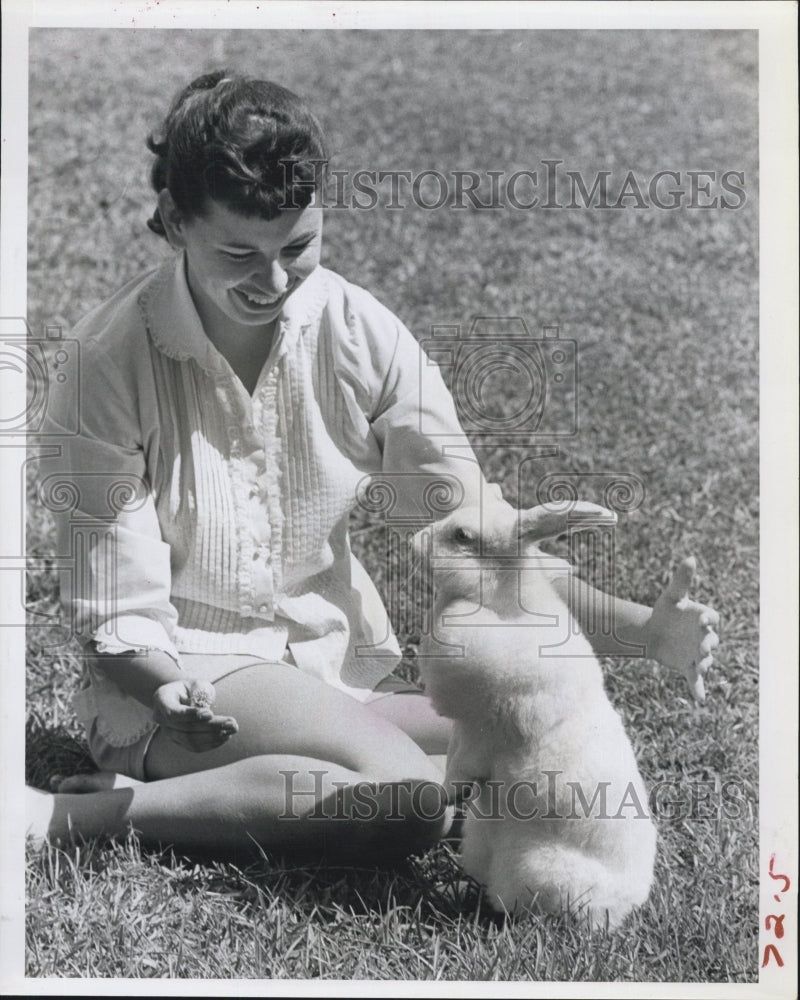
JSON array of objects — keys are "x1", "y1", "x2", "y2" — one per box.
[{"x1": 138, "y1": 251, "x2": 330, "y2": 372}]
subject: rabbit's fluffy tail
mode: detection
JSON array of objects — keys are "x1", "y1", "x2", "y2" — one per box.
[{"x1": 482, "y1": 840, "x2": 653, "y2": 931}]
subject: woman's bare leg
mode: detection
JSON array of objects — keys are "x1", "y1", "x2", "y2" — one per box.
[
  {"x1": 28, "y1": 663, "x2": 450, "y2": 858},
  {"x1": 366, "y1": 692, "x2": 452, "y2": 755},
  {"x1": 34, "y1": 755, "x2": 447, "y2": 858}
]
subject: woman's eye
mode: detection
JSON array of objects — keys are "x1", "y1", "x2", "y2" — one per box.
[
  {"x1": 283, "y1": 242, "x2": 312, "y2": 258},
  {"x1": 220, "y1": 251, "x2": 255, "y2": 261},
  {"x1": 453, "y1": 527, "x2": 474, "y2": 543}
]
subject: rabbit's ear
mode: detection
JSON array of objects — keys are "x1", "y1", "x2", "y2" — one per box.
[{"x1": 518, "y1": 502, "x2": 617, "y2": 542}]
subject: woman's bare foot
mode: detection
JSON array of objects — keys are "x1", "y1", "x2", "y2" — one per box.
[
  {"x1": 26, "y1": 786, "x2": 56, "y2": 848},
  {"x1": 49, "y1": 771, "x2": 143, "y2": 793}
]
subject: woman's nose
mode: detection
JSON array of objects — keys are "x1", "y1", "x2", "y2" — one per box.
[{"x1": 253, "y1": 259, "x2": 288, "y2": 294}]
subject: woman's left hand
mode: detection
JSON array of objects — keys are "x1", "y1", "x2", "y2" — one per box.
[
  {"x1": 152, "y1": 678, "x2": 239, "y2": 752},
  {"x1": 639, "y1": 557, "x2": 720, "y2": 701}
]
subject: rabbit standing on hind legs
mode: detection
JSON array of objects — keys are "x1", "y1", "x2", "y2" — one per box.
[{"x1": 417, "y1": 499, "x2": 657, "y2": 930}]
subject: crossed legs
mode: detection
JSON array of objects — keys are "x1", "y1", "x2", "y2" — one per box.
[{"x1": 27, "y1": 662, "x2": 453, "y2": 859}]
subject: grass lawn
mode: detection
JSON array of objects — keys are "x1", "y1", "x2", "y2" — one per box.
[{"x1": 24, "y1": 28, "x2": 758, "y2": 981}]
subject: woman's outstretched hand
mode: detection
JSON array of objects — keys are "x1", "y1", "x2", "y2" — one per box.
[
  {"x1": 152, "y1": 679, "x2": 239, "y2": 752},
  {"x1": 640, "y1": 557, "x2": 720, "y2": 701}
]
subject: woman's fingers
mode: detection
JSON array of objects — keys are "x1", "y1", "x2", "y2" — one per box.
[
  {"x1": 153, "y1": 680, "x2": 236, "y2": 731},
  {"x1": 664, "y1": 557, "x2": 696, "y2": 603},
  {"x1": 687, "y1": 653, "x2": 715, "y2": 703},
  {"x1": 691, "y1": 673, "x2": 706, "y2": 702},
  {"x1": 166, "y1": 711, "x2": 238, "y2": 734},
  {"x1": 166, "y1": 724, "x2": 238, "y2": 752},
  {"x1": 697, "y1": 653, "x2": 715, "y2": 675},
  {"x1": 700, "y1": 630, "x2": 719, "y2": 655},
  {"x1": 163, "y1": 710, "x2": 239, "y2": 751},
  {"x1": 160, "y1": 705, "x2": 213, "y2": 729}
]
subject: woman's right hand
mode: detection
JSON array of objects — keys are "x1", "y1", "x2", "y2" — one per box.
[{"x1": 152, "y1": 679, "x2": 239, "y2": 752}]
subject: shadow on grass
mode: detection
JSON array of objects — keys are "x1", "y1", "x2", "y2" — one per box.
[
  {"x1": 26, "y1": 715, "x2": 95, "y2": 789},
  {"x1": 146, "y1": 829, "x2": 494, "y2": 926}
]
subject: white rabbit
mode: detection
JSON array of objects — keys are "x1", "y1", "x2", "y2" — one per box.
[{"x1": 417, "y1": 499, "x2": 656, "y2": 930}]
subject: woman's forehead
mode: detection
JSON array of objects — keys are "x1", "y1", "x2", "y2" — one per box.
[{"x1": 197, "y1": 200, "x2": 322, "y2": 247}]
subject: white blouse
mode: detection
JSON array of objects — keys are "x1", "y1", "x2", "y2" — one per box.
[{"x1": 41, "y1": 254, "x2": 493, "y2": 744}]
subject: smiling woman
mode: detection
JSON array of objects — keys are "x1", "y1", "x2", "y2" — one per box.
[{"x1": 18, "y1": 23, "x2": 768, "y2": 981}]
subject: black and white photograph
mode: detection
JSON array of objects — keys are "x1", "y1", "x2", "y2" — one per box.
[{"x1": 1, "y1": 0, "x2": 797, "y2": 992}]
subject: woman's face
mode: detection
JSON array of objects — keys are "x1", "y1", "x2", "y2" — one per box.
[{"x1": 159, "y1": 192, "x2": 323, "y2": 330}]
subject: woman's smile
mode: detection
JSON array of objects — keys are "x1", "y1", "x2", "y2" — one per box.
[
  {"x1": 232, "y1": 281, "x2": 296, "y2": 315},
  {"x1": 158, "y1": 193, "x2": 323, "y2": 336},
  {"x1": 239, "y1": 289, "x2": 285, "y2": 306}
]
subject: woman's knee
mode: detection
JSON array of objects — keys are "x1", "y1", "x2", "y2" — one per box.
[
  {"x1": 243, "y1": 755, "x2": 452, "y2": 859},
  {"x1": 378, "y1": 777, "x2": 454, "y2": 853},
  {"x1": 325, "y1": 773, "x2": 453, "y2": 858},
  {"x1": 321, "y1": 778, "x2": 453, "y2": 861}
]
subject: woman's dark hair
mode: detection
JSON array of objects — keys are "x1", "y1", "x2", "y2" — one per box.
[{"x1": 146, "y1": 70, "x2": 328, "y2": 238}]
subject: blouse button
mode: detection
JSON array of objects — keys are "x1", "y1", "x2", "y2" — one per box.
[
  {"x1": 258, "y1": 604, "x2": 269, "y2": 614},
  {"x1": 241, "y1": 604, "x2": 253, "y2": 615}
]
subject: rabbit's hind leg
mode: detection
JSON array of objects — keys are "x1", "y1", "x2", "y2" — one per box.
[
  {"x1": 484, "y1": 841, "x2": 633, "y2": 930},
  {"x1": 458, "y1": 806, "x2": 495, "y2": 889}
]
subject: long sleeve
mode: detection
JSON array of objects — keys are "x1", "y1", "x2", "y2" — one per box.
[
  {"x1": 40, "y1": 334, "x2": 179, "y2": 660},
  {"x1": 323, "y1": 276, "x2": 499, "y2": 523},
  {"x1": 372, "y1": 316, "x2": 496, "y2": 518}
]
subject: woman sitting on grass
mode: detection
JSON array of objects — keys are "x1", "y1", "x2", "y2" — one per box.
[{"x1": 27, "y1": 70, "x2": 719, "y2": 859}]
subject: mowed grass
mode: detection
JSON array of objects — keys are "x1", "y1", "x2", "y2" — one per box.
[{"x1": 25, "y1": 29, "x2": 758, "y2": 981}]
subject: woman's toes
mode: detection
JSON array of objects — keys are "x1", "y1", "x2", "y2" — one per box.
[
  {"x1": 53, "y1": 774, "x2": 93, "y2": 793},
  {"x1": 697, "y1": 654, "x2": 714, "y2": 674},
  {"x1": 52, "y1": 771, "x2": 142, "y2": 793}
]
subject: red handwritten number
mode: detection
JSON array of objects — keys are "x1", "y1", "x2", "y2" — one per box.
[
  {"x1": 761, "y1": 944, "x2": 784, "y2": 968},
  {"x1": 765, "y1": 914, "x2": 785, "y2": 939},
  {"x1": 763, "y1": 855, "x2": 789, "y2": 970},
  {"x1": 767, "y1": 854, "x2": 790, "y2": 894}
]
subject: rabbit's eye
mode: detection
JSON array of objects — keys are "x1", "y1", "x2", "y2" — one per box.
[{"x1": 453, "y1": 527, "x2": 474, "y2": 543}]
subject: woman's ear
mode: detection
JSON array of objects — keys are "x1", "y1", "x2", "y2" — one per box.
[{"x1": 157, "y1": 189, "x2": 187, "y2": 249}]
